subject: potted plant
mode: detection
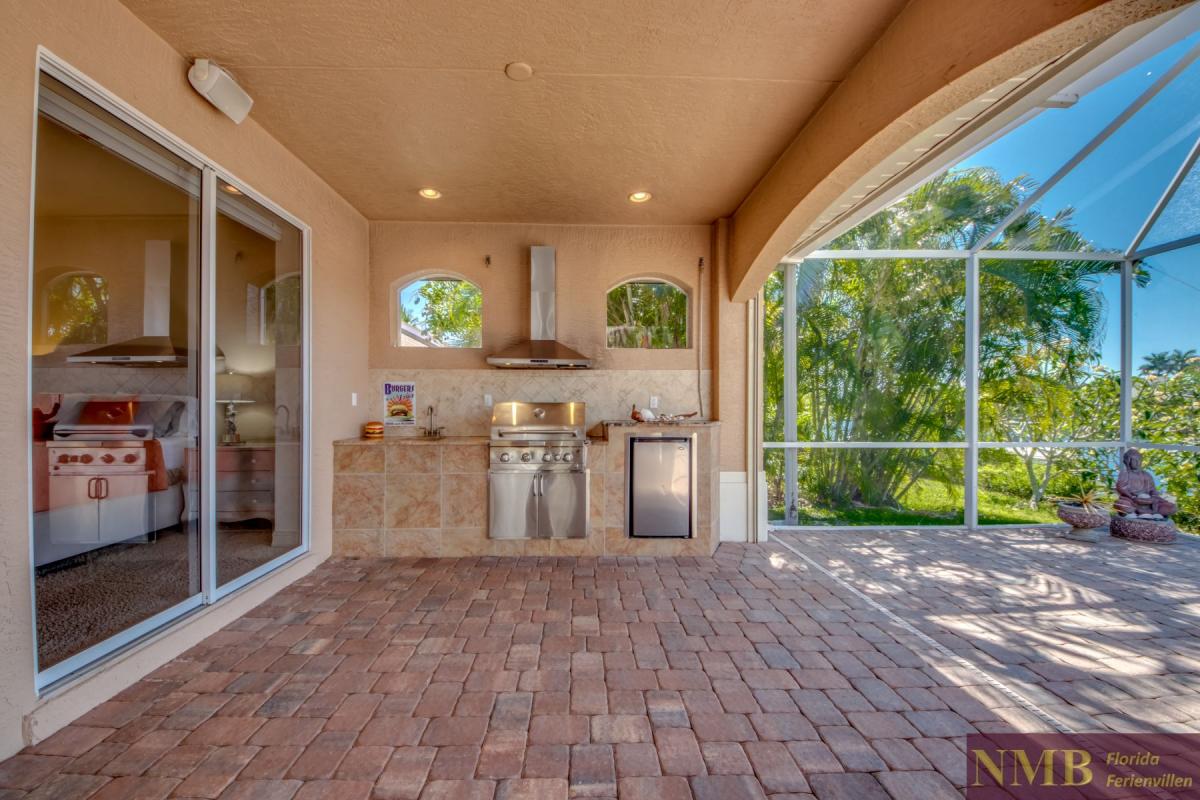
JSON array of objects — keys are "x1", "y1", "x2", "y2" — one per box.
[{"x1": 1056, "y1": 487, "x2": 1111, "y2": 542}]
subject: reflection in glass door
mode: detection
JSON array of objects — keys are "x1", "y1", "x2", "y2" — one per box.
[
  {"x1": 31, "y1": 73, "x2": 203, "y2": 680},
  {"x1": 29, "y1": 61, "x2": 309, "y2": 689},
  {"x1": 211, "y1": 180, "x2": 306, "y2": 590}
]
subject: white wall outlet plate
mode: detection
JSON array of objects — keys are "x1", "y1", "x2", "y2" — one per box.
[
  {"x1": 484, "y1": 394, "x2": 493, "y2": 408},
  {"x1": 351, "y1": 392, "x2": 358, "y2": 407},
  {"x1": 649, "y1": 395, "x2": 660, "y2": 409}
]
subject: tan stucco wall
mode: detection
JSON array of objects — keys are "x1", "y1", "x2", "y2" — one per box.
[
  {"x1": 370, "y1": 221, "x2": 712, "y2": 371},
  {"x1": 710, "y1": 219, "x2": 748, "y2": 473},
  {"x1": 727, "y1": 0, "x2": 1187, "y2": 301},
  {"x1": 371, "y1": 221, "x2": 749, "y2": 470},
  {"x1": 0, "y1": 0, "x2": 370, "y2": 756}
]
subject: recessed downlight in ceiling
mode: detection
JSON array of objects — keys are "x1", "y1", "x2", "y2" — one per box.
[
  {"x1": 628, "y1": 191, "x2": 652, "y2": 203},
  {"x1": 418, "y1": 188, "x2": 442, "y2": 199},
  {"x1": 505, "y1": 62, "x2": 534, "y2": 81}
]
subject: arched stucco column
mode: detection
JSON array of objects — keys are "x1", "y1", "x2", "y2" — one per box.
[{"x1": 727, "y1": 0, "x2": 1188, "y2": 302}]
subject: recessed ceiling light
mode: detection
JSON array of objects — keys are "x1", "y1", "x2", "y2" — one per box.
[
  {"x1": 628, "y1": 191, "x2": 652, "y2": 203},
  {"x1": 220, "y1": 183, "x2": 243, "y2": 195},
  {"x1": 418, "y1": 188, "x2": 442, "y2": 199}
]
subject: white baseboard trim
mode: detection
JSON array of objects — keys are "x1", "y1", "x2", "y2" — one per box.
[
  {"x1": 757, "y1": 471, "x2": 769, "y2": 543},
  {"x1": 719, "y1": 472, "x2": 748, "y2": 542}
]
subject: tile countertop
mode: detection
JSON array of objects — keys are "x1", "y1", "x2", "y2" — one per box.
[
  {"x1": 589, "y1": 419, "x2": 719, "y2": 439},
  {"x1": 333, "y1": 434, "x2": 609, "y2": 446},
  {"x1": 333, "y1": 434, "x2": 489, "y2": 446},
  {"x1": 334, "y1": 420, "x2": 718, "y2": 447}
]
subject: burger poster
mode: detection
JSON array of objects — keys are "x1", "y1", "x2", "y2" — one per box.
[{"x1": 383, "y1": 381, "x2": 416, "y2": 426}]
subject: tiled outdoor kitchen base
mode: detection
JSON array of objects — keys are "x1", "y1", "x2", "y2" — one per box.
[{"x1": 10, "y1": 534, "x2": 1190, "y2": 799}]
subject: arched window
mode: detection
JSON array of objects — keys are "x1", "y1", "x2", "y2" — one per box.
[
  {"x1": 43, "y1": 272, "x2": 108, "y2": 345},
  {"x1": 260, "y1": 272, "x2": 302, "y2": 346},
  {"x1": 396, "y1": 275, "x2": 482, "y2": 348},
  {"x1": 606, "y1": 278, "x2": 688, "y2": 349}
]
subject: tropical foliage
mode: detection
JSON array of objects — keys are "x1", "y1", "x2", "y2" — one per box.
[
  {"x1": 606, "y1": 280, "x2": 688, "y2": 349},
  {"x1": 45, "y1": 272, "x2": 108, "y2": 345},
  {"x1": 262, "y1": 273, "x2": 302, "y2": 346},
  {"x1": 764, "y1": 167, "x2": 1198, "y2": 531},
  {"x1": 399, "y1": 278, "x2": 482, "y2": 348}
]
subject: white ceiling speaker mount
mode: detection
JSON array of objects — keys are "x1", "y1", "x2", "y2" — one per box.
[{"x1": 188, "y1": 59, "x2": 253, "y2": 123}]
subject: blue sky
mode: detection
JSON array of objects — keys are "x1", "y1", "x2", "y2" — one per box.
[{"x1": 958, "y1": 31, "x2": 1200, "y2": 371}]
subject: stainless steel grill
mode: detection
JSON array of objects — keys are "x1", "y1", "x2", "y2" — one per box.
[{"x1": 488, "y1": 401, "x2": 589, "y2": 539}]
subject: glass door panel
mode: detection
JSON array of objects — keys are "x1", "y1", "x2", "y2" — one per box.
[
  {"x1": 213, "y1": 179, "x2": 305, "y2": 588},
  {"x1": 31, "y1": 73, "x2": 202, "y2": 677}
]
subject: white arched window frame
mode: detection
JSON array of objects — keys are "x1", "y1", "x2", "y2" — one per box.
[
  {"x1": 605, "y1": 275, "x2": 691, "y2": 349},
  {"x1": 390, "y1": 271, "x2": 484, "y2": 348}
]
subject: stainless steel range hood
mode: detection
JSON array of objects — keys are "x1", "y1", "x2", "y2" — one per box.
[
  {"x1": 487, "y1": 246, "x2": 592, "y2": 369},
  {"x1": 68, "y1": 240, "x2": 188, "y2": 366}
]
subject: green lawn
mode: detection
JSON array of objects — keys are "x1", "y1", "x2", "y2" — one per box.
[{"x1": 770, "y1": 478, "x2": 1060, "y2": 526}]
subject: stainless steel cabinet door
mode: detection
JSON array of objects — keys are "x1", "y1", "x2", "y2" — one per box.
[
  {"x1": 97, "y1": 475, "x2": 152, "y2": 545},
  {"x1": 489, "y1": 471, "x2": 538, "y2": 539},
  {"x1": 47, "y1": 476, "x2": 99, "y2": 544},
  {"x1": 537, "y1": 470, "x2": 588, "y2": 539}
]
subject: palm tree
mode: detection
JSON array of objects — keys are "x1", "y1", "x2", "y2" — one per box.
[
  {"x1": 770, "y1": 166, "x2": 1119, "y2": 514},
  {"x1": 1141, "y1": 349, "x2": 1197, "y2": 375}
]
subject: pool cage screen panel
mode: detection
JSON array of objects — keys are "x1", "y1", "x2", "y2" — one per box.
[{"x1": 766, "y1": 21, "x2": 1200, "y2": 530}]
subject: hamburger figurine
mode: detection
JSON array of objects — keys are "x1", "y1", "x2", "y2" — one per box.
[{"x1": 362, "y1": 421, "x2": 384, "y2": 440}]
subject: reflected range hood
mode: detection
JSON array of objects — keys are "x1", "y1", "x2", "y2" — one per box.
[
  {"x1": 487, "y1": 246, "x2": 592, "y2": 369},
  {"x1": 68, "y1": 240, "x2": 188, "y2": 366}
]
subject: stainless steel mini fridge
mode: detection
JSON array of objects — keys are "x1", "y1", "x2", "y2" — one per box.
[{"x1": 627, "y1": 435, "x2": 695, "y2": 538}]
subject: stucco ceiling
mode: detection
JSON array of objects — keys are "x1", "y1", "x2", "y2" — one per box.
[{"x1": 120, "y1": 0, "x2": 909, "y2": 224}]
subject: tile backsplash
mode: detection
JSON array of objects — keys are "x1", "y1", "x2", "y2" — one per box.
[
  {"x1": 32, "y1": 366, "x2": 192, "y2": 397},
  {"x1": 369, "y1": 368, "x2": 711, "y2": 435}
]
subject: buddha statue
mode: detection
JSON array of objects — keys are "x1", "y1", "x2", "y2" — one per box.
[{"x1": 1114, "y1": 448, "x2": 1177, "y2": 518}]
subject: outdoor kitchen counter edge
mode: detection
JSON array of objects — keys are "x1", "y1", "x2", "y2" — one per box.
[{"x1": 333, "y1": 435, "x2": 608, "y2": 446}]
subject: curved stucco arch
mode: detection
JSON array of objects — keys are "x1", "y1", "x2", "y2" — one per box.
[{"x1": 728, "y1": 0, "x2": 1188, "y2": 301}]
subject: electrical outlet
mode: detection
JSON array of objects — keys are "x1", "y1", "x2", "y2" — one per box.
[
  {"x1": 649, "y1": 395, "x2": 659, "y2": 409},
  {"x1": 351, "y1": 392, "x2": 358, "y2": 407},
  {"x1": 484, "y1": 394, "x2": 493, "y2": 408}
]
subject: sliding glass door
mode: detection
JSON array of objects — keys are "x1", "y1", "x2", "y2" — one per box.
[
  {"x1": 211, "y1": 179, "x2": 306, "y2": 593},
  {"x1": 29, "y1": 62, "x2": 308, "y2": 689},
  {"x1": 31, "y1": 73, "x2": 204, "y2": 682}
]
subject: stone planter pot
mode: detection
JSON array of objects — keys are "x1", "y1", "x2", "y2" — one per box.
[
  {"x1": 1110, "y1": 514, "x2": 1177, "y2": 544},
  {"x1": 1056, "y1": 503, "x2": 1110, "y2": 530}
]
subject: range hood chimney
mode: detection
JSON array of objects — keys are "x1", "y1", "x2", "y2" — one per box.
[
  {"x1": 487, "y1": 246, "x2": 592, "y2": 369},
  {"x1": 68, "y1": 240, "x2": 188, "y2": 366}
]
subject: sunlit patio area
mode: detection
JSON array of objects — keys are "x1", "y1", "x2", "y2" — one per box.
[{"x1": 2, "y1": 530, "x2": 1198, "y2": 798}]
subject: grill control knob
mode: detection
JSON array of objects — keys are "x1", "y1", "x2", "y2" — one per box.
[
  {"x1": 562, "y1": 452, "x2": 574, "y2": 462},
  {"x1": 542, "y1": 453, "x2": 553, "y2": 462},
  {"x1": 58, "y1": 454, "x2": 70, "y2": 464},
  {"x1": 124, "y1": 453, "x2": 139, "y2": 463},
  {"x1": 80, "y1": 454, "x2": 94, "y2": 464},
  {"x1": 520, "y1": 452, "x2": 532, "y2": 463},
  {"x1": 499, "y1": 452, "x2": 511, "y2": 463},
  {"x1": 101, "y1": 454, "x2": 116, "y2": 464}
]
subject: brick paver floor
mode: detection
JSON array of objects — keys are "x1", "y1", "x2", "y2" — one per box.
[
  {"x1": 2, "y1": 532, "x2": 1195, "y2": 799},
  {"x1": 773, "y1": 528, "x2": 1200, "y2": 737}
]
